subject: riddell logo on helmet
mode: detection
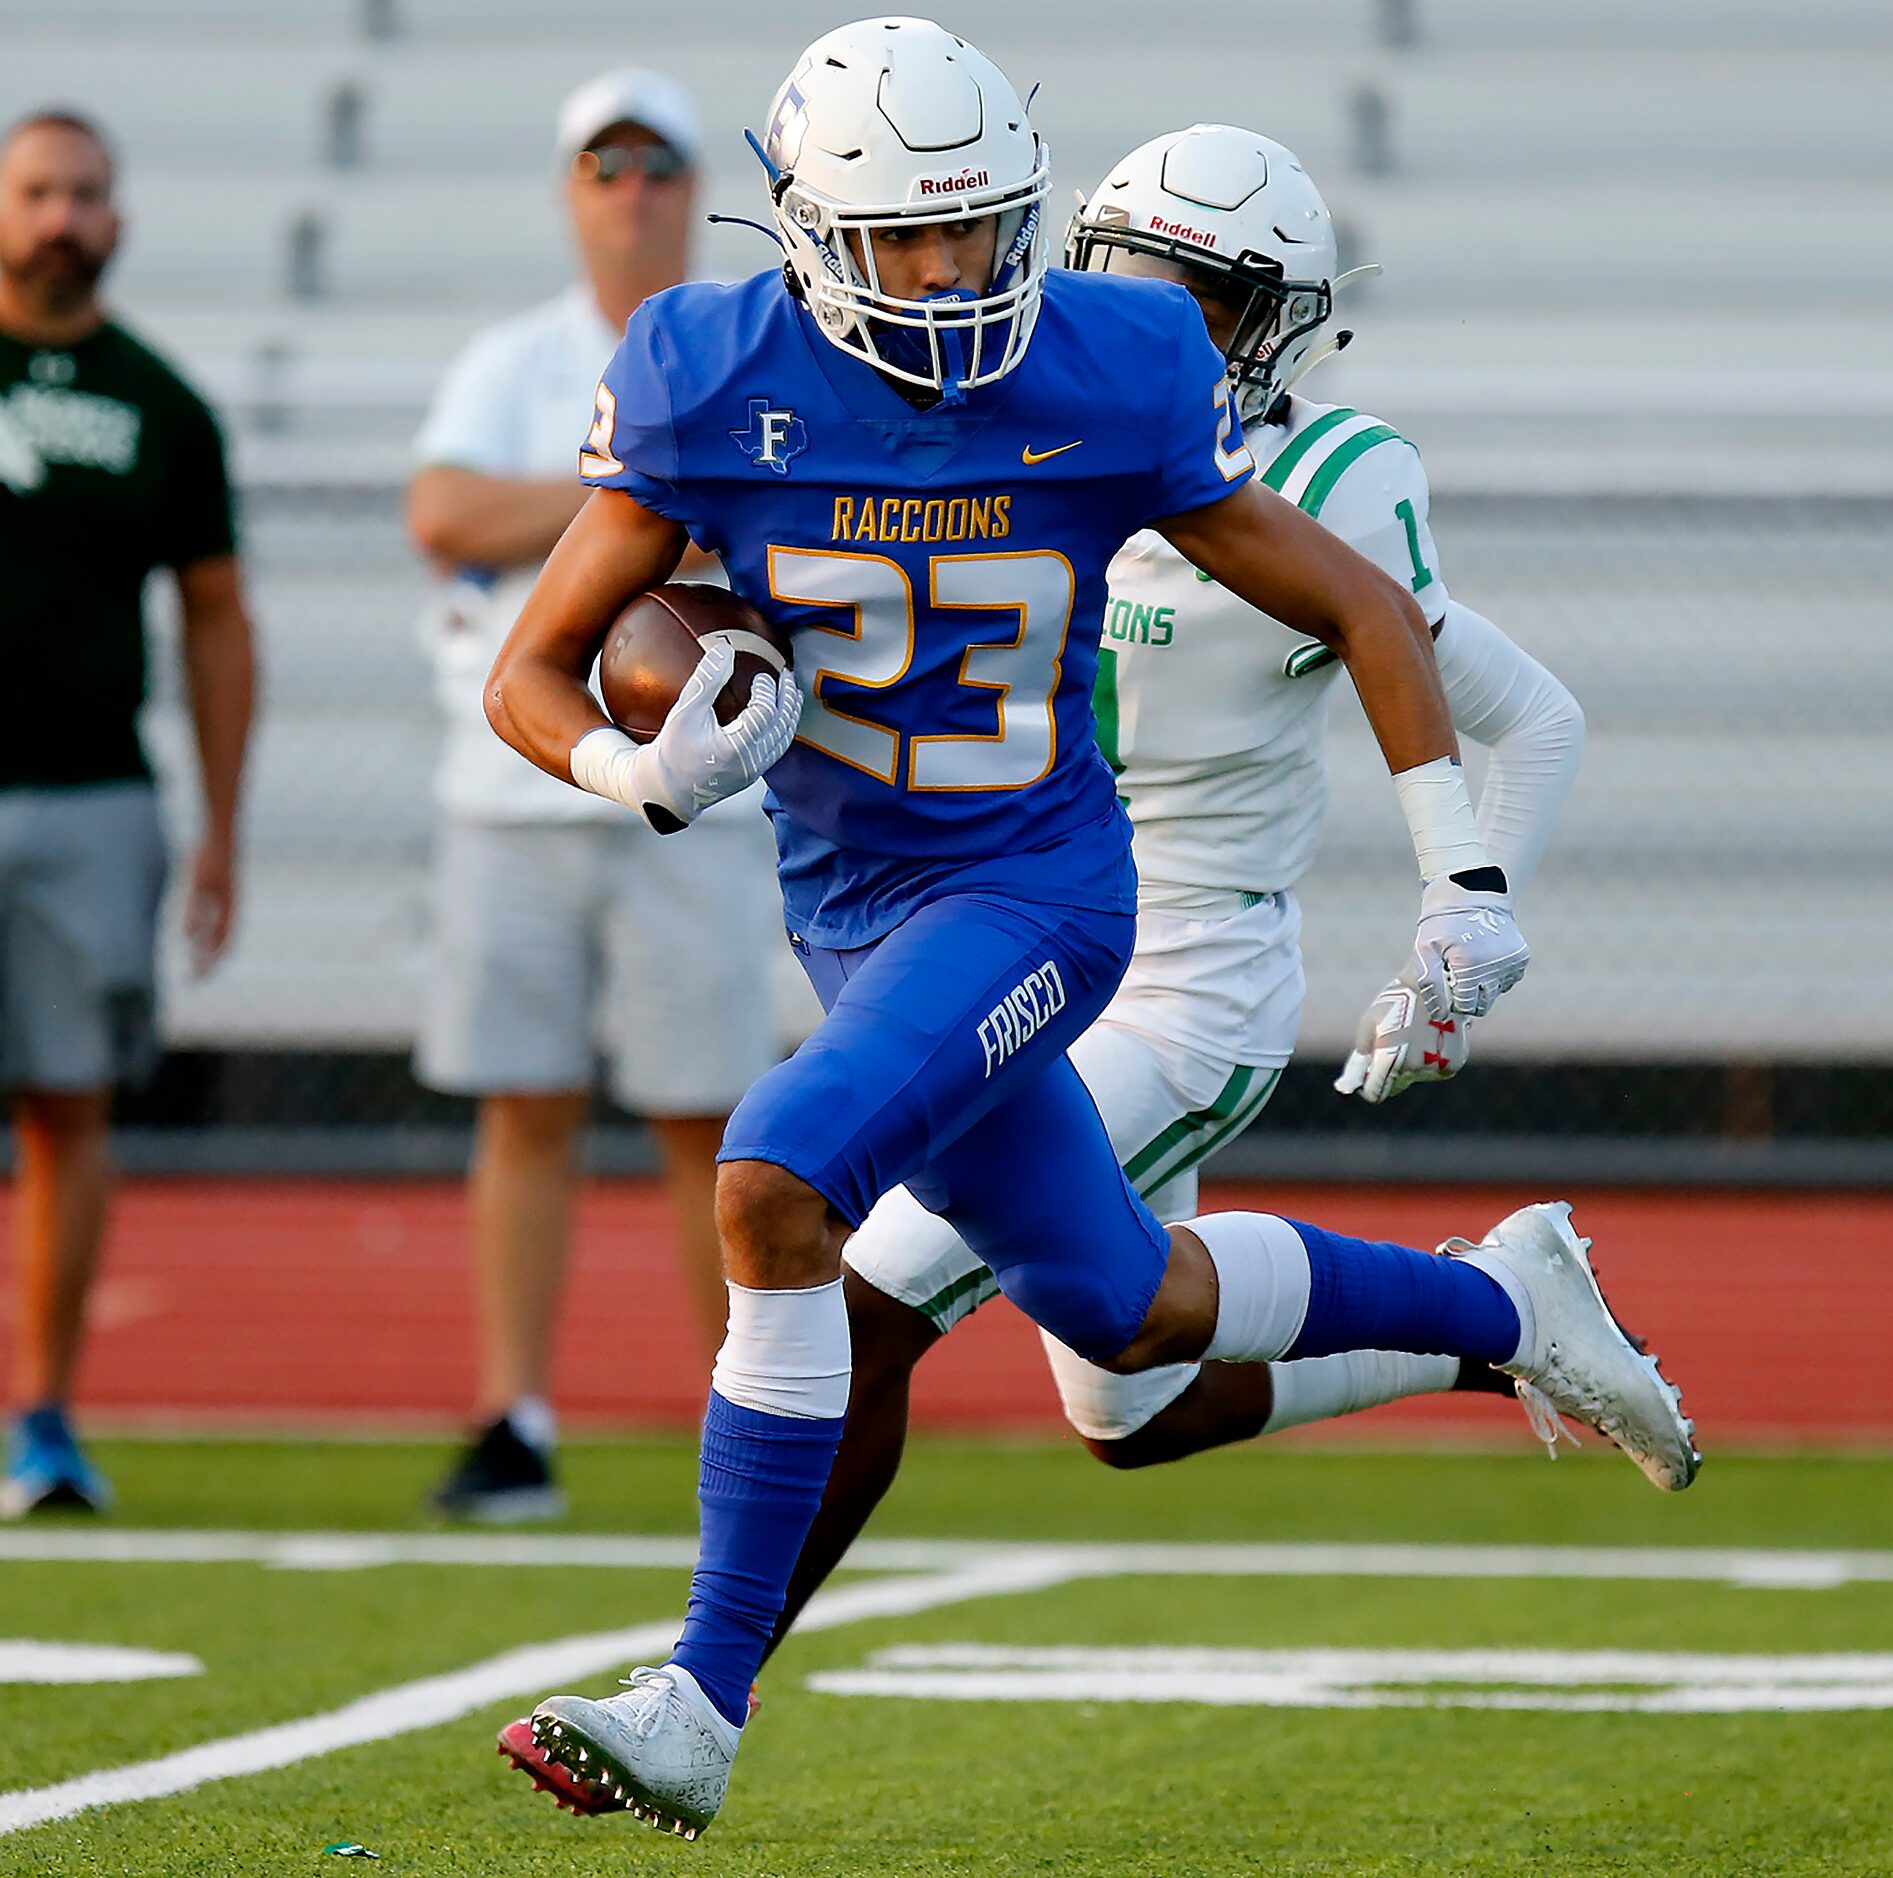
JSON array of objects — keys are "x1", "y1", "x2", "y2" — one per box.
[
  {"x1": 918, "y1": 169, "x2": 990, "y2": 195},
  {"x1": 1150, "y1": 216, "x2": 1216, "y2": 247}
]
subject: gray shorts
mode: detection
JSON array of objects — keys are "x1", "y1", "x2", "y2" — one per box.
[
  {"x1": 0, "y1": 782, "x2": 167, "y2": 1091},
  {"x1": 415, "y1": 809, "x2": 783, "y2": 1114}
]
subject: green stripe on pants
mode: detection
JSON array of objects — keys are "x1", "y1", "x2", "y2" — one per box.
[
  {"x1": 1130, "y1": 1066, "x2": 1284, "y2": 1199},
  {"x1": 1123, "y1": 1065, "x2": 1257, "y2": 1189},
  {"x1": 917, "y1": 1266, "x2": 1002, "y2": 1328},
  {"x1": 913, "y1": 1067, "x2": 1283, "y2": 1327}
]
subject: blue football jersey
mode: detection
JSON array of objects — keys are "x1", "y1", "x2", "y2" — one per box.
[{"x1": 581, "y1": 267, "x2": 1254, "y2": 948}]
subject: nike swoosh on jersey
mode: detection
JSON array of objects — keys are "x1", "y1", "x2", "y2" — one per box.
[{"x1": 1021, "y1": 440, "x2": 1083, "y2": 465}]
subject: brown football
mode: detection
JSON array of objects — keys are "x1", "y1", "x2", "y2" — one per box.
[{"x1": 597, "y1": 584, "x2": 794, "y2": 741}]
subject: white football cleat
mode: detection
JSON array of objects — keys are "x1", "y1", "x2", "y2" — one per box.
[
  {"x1": 530, "y1": 1663, "x2": 741, "y2": 1840},
  {"x1": 1444, "y1": 1201, "x2": 1700, "y2": 1491}
]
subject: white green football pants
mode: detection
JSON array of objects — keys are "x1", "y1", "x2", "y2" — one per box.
[{"x1": 843, "y1": 889, "x2": 1303, "y2": 1440}]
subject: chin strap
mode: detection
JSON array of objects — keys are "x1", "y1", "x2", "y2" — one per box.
[
  {"x1": 706, "y1": 212, "x2": 785, "y2": 252},
  {"x1": 1275, "y1": 263, "x2": 1385, "y2": 397},
  {"x1": 1278, "y1": 327, "x2": 1355, "y2": 397}
]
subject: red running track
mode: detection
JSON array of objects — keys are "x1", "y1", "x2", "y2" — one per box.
[{"x1": 1, "y1": 1180, "x2": 1886, "y2": 1441}]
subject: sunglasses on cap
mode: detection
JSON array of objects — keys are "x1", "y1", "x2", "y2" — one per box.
[{"x1": 573, "y1": 142, "x2": 690, "y2": 184}]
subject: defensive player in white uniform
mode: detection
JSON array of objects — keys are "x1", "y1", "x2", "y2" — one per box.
[{"x1": 763, "y1": 120, "x2": 1596, "y2": 1617}]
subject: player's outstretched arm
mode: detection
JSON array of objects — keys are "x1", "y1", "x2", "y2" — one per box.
[
  {"x1": 1160, "y1": 483, "x2": 1529, "y2": 1019},
  {"x1": 484, "y1": 487, "x2": 686, "y2": 782},
  {"x1": 1435, "y1": 598, "x2": 1586, "y2": 897},
  {"x1": 1336, "y1": 602, "x2": 1585, "y2": 1102}
]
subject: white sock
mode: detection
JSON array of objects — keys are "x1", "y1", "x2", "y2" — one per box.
[
  {"x1": 711, "y1": 1279, "x2": 852, "y2": 1420},
  {"x1": 1262, "y1": 1351, "x2": 1461, "y2": 1434},
  {"x1": 1190, "y1": 1212, "x2": 1313, "y2": 1363},
  {"x1": 505, "y1": 1395, "x2": 557, "y2": 1454}
]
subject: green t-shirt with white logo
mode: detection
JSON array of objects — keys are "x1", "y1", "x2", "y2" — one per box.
[{"x1": 0, "y1": 319, "x2": 236, "y2": 788}]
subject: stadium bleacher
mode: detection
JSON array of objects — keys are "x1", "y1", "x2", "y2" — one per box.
[{"x1": 3, "y1": 0, "x2": 1889, "y2": 1074}]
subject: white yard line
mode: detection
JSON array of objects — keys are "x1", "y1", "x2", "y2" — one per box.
[
  {"x1": 0, "y1": 1643, "x2": 203, "y2": 1686},
  {"x1": 0, "y1": 1550, "x2": 1078, "y2": 1839},
  {"x1": 2, "y1": 1528, "x2": 1890, "y2": 1588},
  {"x1": 0, "y1": 1529, "x2": 703, "y2": 1571},
  {"x1": 4, "y1": 1525, "x2": 1891, "y2": 1835}
]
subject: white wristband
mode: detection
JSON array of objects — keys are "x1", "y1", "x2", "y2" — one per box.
[
  {"x1": 569, "y1": 725, "x2": 651, "y2": 813},
  {"x1": 1392, "y1": 754, "x2": 1490, "y2": 881}
]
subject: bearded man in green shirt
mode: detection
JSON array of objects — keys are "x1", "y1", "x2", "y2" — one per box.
[{"x1": 0, "y1": 111, "x2": 256, "y2": 1514}]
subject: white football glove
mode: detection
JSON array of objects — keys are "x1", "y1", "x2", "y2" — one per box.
[
  {"x1": 1335, "y1": 967, "x2": 1473, "y2": 1104},
  {"x1": 1409, "y1": 872, "x2": 1531, "y2": 1019},
  {"x1": 571, "y1": 640, "x2": 801, "y2": 833}
]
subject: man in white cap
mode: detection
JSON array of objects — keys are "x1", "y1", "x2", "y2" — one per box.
[{"x1": 407, "y1": 69, "x2": 782, "y2": 1521}]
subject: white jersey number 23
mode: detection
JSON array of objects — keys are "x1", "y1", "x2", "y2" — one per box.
[{"x1": 766, "y1": 546, "x2": 1075, "y2": 793}]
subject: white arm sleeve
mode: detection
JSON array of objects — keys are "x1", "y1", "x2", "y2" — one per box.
[{"x1": 1435, "y1": 599, "x2": 1585, "y2": 894}]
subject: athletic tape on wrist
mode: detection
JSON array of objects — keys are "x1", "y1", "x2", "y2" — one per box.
[
  {"x1": 569, "y1": 724, "x2": 642, "y2": 806},
  {"x1": 1392, "y1": 755, "x2": 1490, "y2": 881},
  {"x1": 571, "y1": 725, "x2": 692, "y2": 831}
]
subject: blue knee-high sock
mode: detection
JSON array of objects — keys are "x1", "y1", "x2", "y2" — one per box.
[
  {"x1": 1284, "y1": 1218, "x2": 1521, "y2": 1364},
  {"x1": 670, "y1": 1391, "x2": 845, "y2": 1728}
]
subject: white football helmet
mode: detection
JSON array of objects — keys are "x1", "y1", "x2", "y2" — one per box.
[
  {"x1": 1067, "y1": 123, "x2": 1374, "y2": 422},
  {"x1": 759, "y1": 16, "x2": 1051, "y2": 395}
]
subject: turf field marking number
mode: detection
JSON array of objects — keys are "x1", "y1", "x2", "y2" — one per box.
[
  {"x1": 0, "y1": 1642, "x2": 203, "y2": 1684},
  {"x1": 766, "y1": 546, "x2": 1075, "y2": 791}
]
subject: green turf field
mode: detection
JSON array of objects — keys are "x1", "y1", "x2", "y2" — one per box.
[{"x1": 4, "y1": 1437, "x2": 1891, "y2": 1876}]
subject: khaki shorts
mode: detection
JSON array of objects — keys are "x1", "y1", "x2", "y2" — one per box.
[
  {"x1": 415, "y1": 808, "x2": 784, "y2": 1115},
  {"x1": 0, "y1": 782, "x2": 166, "y2": 1091}
]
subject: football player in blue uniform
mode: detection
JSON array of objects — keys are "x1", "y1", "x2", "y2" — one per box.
[{"x1": 485, "y1": 17, "x2": 1695, "y2": 1838}]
